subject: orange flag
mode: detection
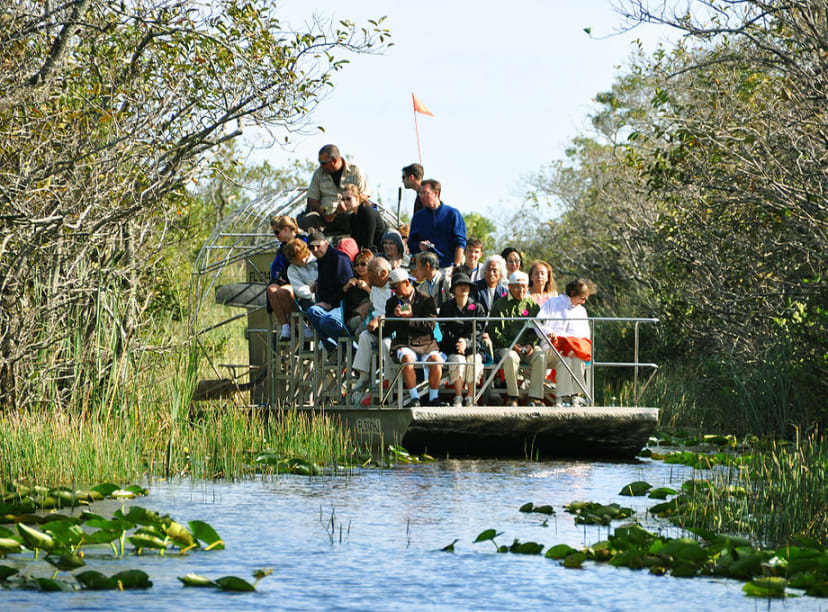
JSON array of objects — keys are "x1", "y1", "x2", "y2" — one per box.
[{"x1": 412, "y1": 93, "x2": 434, "y2": 117}]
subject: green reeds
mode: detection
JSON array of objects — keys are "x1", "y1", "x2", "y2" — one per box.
[
  {"x1": 0, "y1": 403, "x2": 359, "y2": 486},
  {"x1": 672, "y1": 435, "x2": 828, "y2": 547}
]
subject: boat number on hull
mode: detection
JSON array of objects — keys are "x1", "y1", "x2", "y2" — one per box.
[{"x1": 355, "y1": 418, "x2": 382, "y2": 435}]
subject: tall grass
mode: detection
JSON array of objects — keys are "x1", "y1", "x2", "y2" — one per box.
[
  {"x1": 0, "y1": 402, "x2": 360, "y2": 486},
  {"x1": 674, "y1": 436, "x2": 828, "y2": 547},
  {"x1": 633, "y1": 345, "x2": 824, "y2": 438}
]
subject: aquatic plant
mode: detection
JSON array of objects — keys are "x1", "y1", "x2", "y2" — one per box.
[
  {"x1": 0, "y1": 487, "x2": 224, "y2": 592},
  {"x1": 564, "y1": 501, "x2": 634, "y2": 525}
]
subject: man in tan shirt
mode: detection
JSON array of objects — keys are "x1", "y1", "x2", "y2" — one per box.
[{"x1": 299, "y1": 144, "x2": 369, "y2": 230}]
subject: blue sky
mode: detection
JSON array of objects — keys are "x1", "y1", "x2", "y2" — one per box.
[{"x1": 246, "y1": 1, "x2": 679, "y2": 220}]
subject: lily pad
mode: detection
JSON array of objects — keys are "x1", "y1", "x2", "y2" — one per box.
[
  {"x1": 128, "y1": 533, "x2": 168, "y2": 551},
  {"x1": 46, "y1": 553, "x2": 86, "y2": 571},
  {"x1": 619, "y1": 481, "x2": 652, "y2": 496},
  {"x1": 164, "y1": 521, "x2": 196, "y2": 548},
  {"x1": 648, "y1": 487, "x2": 677, "y2": 500},
  {"x1": 0, "y1": 565, "x2": 20, "y2": 580},
  {"x1": 214, "y1": 576, "x2": 256, "y2": 592},
  {"x1": 508, "y1": 539, "x2": 544, "y2": 555},
  {"x1": 0, "y1": 538, "x2": 22, "y2": 554},
  {"x1": 17, "y1": 523, "x2": 55, "y2": 552},
  {"x1": 178, "y1": 573, "x2": 216, "y2": 587},
  {"x1": 744, "y1": 577, "x2": 786, "y2": 598},
  {"x1": 188, "y1": 520, "x2": 224, "y2": 550},
  {"x1": 112, "y1": 569, "x2": 153, "y2": 589},
  {"x1": 545, "y1": 544, "x2": 576, "y2": 559},
  {"x1": 563, "y1": 552, "x2": 587, "y2": 568},
  {"x1": 35, "y1": 577, "x2": 76, "y2": 591},
  {"x1": 75, "y1": 570, "x2": 117, "y2": 590},
  {"x1": 518, "y1": 502, "x2": 534, "y2": 513},
  {"x1": 473, "y1": 529, "x2": 501, "y2": 543}
]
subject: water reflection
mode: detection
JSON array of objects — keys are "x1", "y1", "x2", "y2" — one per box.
[{"x1": 5, "y1": 459, "x2": 818, "y2": 611}]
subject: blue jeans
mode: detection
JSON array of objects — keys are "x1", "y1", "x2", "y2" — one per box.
[{"x1": 306, "y1": 304, "x2": 347, "y2": 347}]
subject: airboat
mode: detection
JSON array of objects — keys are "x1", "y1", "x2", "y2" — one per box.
[{"x1": 189, "y1": 189, "x2": 659, "y2": 459}]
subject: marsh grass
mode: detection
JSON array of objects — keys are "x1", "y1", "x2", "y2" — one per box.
[
  {"x1": 673, "y1": 435, "x2": 828, "y2": 547},
  {"x1": 0, "y1": 402, "x2": 360, "y2": 486}
]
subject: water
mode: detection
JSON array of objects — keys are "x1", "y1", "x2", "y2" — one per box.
[{"x1": 3, "y1": 459, "x2": 824, "y2": 611}]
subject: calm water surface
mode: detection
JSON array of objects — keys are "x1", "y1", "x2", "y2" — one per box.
[{"x1": 3, "y1": 458, "x2": 824, "y2": 611}]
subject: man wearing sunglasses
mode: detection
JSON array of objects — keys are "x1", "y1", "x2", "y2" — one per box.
[{"x1": 299, "y1": 144, "x2": 369, "y2": 231}]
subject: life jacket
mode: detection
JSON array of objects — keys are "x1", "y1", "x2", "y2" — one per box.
[{"x1": 553, "y1": 336, "x2": 592, "y2": 361}]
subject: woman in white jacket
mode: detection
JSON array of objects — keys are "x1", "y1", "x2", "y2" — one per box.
[{"x1": 536, "y1": 279, "x2": 596, "y2": 406}]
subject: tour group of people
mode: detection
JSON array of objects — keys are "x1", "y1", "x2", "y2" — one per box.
[{"x1": 266, "y1": 144, "x2": 597, "y2": 408}]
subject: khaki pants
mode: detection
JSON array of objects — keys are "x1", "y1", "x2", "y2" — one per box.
[
  {"x1": 545, "y1": 350, "x2": 586, "y2": 397},
  {"x1": 498, "y1": 348, "x2": 546, "y2": 400}
]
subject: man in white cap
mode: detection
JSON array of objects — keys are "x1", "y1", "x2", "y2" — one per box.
[
  {"x1": 489, "y1": 271, "x2": 546, "y2": 406},
  {"x1": 382, "y1": 267, "x2": 444, "y2": 407}
]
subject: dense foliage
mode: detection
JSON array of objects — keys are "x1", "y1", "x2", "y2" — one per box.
[
  {"x1": 0, "y1": 0, "x2": 389, "y2": 409},
  {"x1": 512, "y1": 0, "x2": 826, "y2": 435}
]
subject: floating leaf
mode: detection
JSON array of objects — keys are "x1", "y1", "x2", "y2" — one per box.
[
  {"x1": 563, "y1": 552, "x2": 587, "y2": 568},
  {"x1": 545, "y1": 544, "x2": 576, "y2": 559},
  {"x1": 91, "y1": 483, "x2": 120, "y2": 498},
  {"x1": 116, "y1": 506, "x2": 163, "y2": 526},
  {"x1": 508, "y1": 539, "x2": 544, "y2": 555},
  {"x1": 648, "y1": 487, "x2": 677, "y2": 500},
  {"x1": 47, "y1": 553, "x2": 86, "y2": 571},
  {"x1": 17, "y1": 523, "x2": 55, "y2": 552},
  {"x1": 743, "y1": 577, "x2": 786, "y2": 598},
  {"x1": 75, "y1": 570, "x2": 117, "y2": 590},
  {"x1": 164, "y1": 521, "x2": 195, "y2": 548},
  {"x1": 0, "y1": 538, "x2": 22, "y2": 554},
  {"x1": 188, "y1": 520, "x2": 224, "y2": 550},
  {"x1": 533, "y1": 505, "x2": 555, "y2": 515},
  {"x1": 215, "y1": 576, "x2": 256, "y2": 592},
  {"x1": 518, "y1": 502, "x2": 533, "y2": 513},
  {"x1": 619, "y1": 481, "x2": 652, "y2": 496},
  {"x1": 128, "y1": 534, "x2": 167, "y2": 551},
  {"x1": 112, "y1": 569, "x2": 153, "y2": 589},
  {"x1": 473, "y1": 529, "x2": 501, "y2": 543},
  {"x1": 35, "y1": 577, "x2": 75, "y2": 591},
  {"x1": 178, "y1": 573, "x2": 216, "y2": 587},
  {"x1": 0, "y1": 565, "x2": 19, "y2": 580}
]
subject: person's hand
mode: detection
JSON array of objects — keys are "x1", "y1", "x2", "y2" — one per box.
[
  {"x1": 367, "y1": 316, "x2": 382, "y2": 332},
  {"x1": 355, "y1": 279, "x2": 369, "y2": 292},
  {"x1": 482, "y1": 332, "x2": 490, "y2": 340},
  {"x1": 344, "y1": 278, "x2": 357, "y2": 291},
  {"x1": 547, "y1": 332, "x2": 557, "y2": 342},
  {"x1": 317, "y1": 301, "x2": 332, "y2": 311},
  {"x1": 456, "y1": 338, "x2": 467, "y2": 353},
  {"x1": 419, "y1": 240, "x2": 431, "y2": 252},
  {"x1": 395, "y1": 304, "x2": 412, "y2": 318},
  {"x1": 524, "y1": 345, "x2": 535, "y2": 357}
]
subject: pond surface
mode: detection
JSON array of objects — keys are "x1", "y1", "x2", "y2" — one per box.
[{"x1": 3, "y1": 458, "x2": 824, "y2": 611}]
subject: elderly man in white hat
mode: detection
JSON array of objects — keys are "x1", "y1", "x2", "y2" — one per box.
[{"x1": 489, "y1": 271, "x2": 546, "y2": 407}]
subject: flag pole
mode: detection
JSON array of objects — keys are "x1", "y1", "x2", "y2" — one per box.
[{"x1": 412, "y1": 92, "x2": 423, "y2": 165}]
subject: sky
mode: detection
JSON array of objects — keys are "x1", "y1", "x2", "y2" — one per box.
[{"x1": 245, "y1": 0, "x2": 680, "y2": 220}]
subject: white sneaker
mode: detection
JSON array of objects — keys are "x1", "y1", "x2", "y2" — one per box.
[
  {"x1": 571, "y1": 395, "x2": 588, "y2": 407},
  {"x1": 452, "y1": 395, "x2": 463, "y2": 407},
  {"x1": 303, "y1": 325, "x2": 315, "y2": 339},
  {"x1": 352, "y1": 378, "x2": 369, "y2": 393},
  {"x1": 463, "y1": 395, "x2": 474, "y2": 407},
  {"x1": 279, "y1": 324, "x2": 290, "y2": 339},
  {"x1": 553, "y1": 395, "x2": 565, "y2": 407}
]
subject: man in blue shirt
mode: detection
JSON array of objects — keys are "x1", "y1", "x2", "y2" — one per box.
[{"x1": 407, "y1": 179, "x2": 467, "y2": 274}]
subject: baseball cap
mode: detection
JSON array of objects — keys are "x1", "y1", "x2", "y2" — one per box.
[{"x1": 507, "y1": 271, "x2": 529, "y2": 285}]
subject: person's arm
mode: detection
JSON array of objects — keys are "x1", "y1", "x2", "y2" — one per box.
[
  {"x1": 288, "y1": 265, "x2": 314, "y2": 301},
  {"x1": 452, "y1": 209, "x2": 467, "y2": 266},
  {"x1": 307, "y1": 168, "x2": 322, "y2": 212}
]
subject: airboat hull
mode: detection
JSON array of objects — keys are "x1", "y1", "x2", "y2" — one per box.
[{"x1": 323, "y1": 405, "x2": 659, "y2": 459}]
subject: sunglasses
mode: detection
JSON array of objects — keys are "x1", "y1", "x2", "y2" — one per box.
[{"x1": 354, "y1": 261, "x2": 369, "y2": 267}]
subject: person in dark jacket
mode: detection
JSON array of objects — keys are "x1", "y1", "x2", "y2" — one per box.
[
  {"x1": 438, "y1": 273, "x2": 488, "y2": 406},
  {"x1": 341, "y1": 183, "x2": 387, "y2": 252},
  {"x1": 383, "y1": 267, "x2": 444, "y2": 407},
  {"x1": 306, "y1": 230, "x2": 354, "y2": 350},
  {"x1": 474, "y1": 254, "x2": 509, "y2": 315}
]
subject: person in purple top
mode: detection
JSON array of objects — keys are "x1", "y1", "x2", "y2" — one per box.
[
  {"x1": 305, "y1": 230, "x2": 354, "y2": 350},
  {"x1": 407, "y1": 179, "x2": 467, "y2": 273}
]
